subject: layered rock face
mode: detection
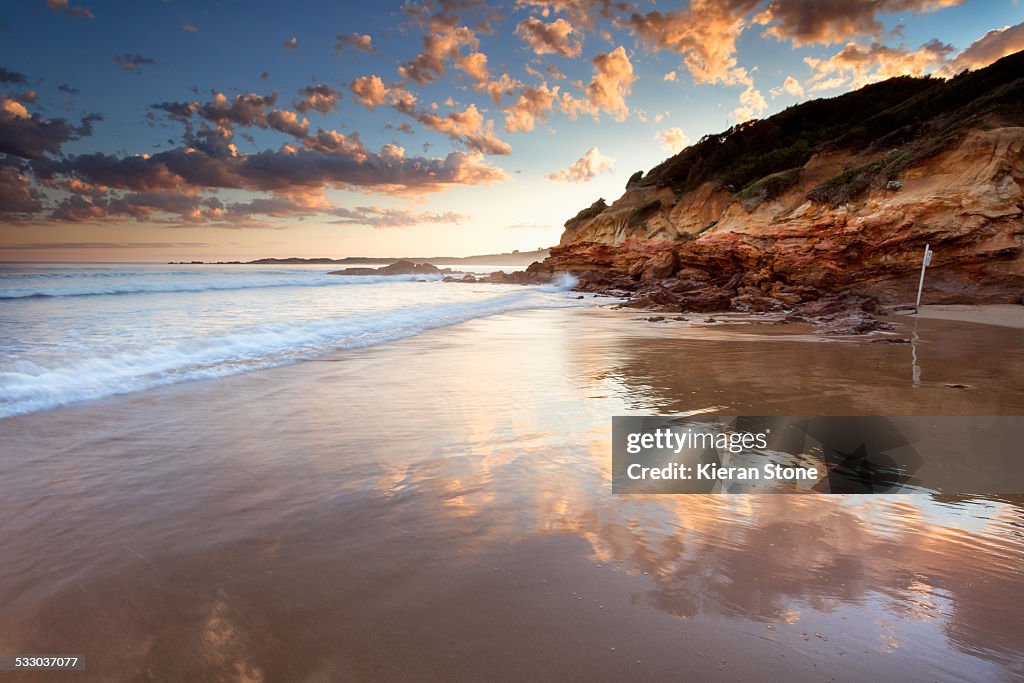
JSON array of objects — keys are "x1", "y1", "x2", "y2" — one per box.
[{"x1": 545, "y1": 52, "x2": 1024, "y2": 314}]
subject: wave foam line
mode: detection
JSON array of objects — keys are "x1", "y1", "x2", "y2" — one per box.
[
  {"x1": 0, "y1": 290, "x2": 588, "y2": 418},
  {"x1": 0, "y1": 273, "x2": 445, "y2": 299}
]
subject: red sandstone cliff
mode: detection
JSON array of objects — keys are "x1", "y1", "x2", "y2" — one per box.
[{"x1": 544, "y1": 52, "x2": 1024, "y2": 315}]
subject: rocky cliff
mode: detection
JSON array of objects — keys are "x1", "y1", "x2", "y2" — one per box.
[{"x1": 545, "y1": 51, "x2": 1024, "y2": 318}]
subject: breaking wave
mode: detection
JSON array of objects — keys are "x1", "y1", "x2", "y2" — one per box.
[
  {"x1": 0, "y1": 269, "x2": 445, "y2": 299},
  {"x1": 0, "y1": 289, "x2": 590, "y2": 418}
]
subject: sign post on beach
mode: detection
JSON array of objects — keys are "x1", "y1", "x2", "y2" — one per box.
[{"x1": 915, "y1": 244, "x2": 932, "y2": 314}]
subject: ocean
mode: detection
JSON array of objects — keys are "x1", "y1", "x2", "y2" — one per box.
[{"x1": 0, "y1": 262, "x2": 589, "y2": 418}]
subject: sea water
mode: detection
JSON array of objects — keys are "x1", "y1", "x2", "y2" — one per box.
[{"x1": 0, "y1": 262, "x2": 587, "y2": 417}]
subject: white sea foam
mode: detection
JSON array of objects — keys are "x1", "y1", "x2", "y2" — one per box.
[
  {"x1": 0, "y1": 288, "x2": 591, "y2": 418},
  {"x1": 540, "y1": 272, "x2": 579, "y2": 292}
]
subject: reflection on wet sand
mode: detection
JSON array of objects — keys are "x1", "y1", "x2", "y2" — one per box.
[
  {"x1": 0, "y1": 308, "x2": 1022, "y2": 681},
  {"x1": 590, "y1": 314, "x2": 1024, "y2": 415}
]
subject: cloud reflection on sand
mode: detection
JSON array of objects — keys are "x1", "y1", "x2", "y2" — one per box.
[{"x1": 1, "y1": 307, "x2": 1023, "y2": 680}]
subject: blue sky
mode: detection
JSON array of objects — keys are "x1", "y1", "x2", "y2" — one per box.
[{"x1": 1, "y1": 0, "x2": 1022, "y2": 260}]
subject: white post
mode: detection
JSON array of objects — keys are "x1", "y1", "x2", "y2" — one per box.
[{"x1": 914, "y1": 244, "x2": 931, "y2": 314}]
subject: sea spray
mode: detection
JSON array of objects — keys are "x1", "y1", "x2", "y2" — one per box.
[{"x1": 539, "y1": 272, "x2": 579, "y2": 293}]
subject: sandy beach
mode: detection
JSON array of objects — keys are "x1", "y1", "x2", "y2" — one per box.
[
  {"x1": 1, "y1": 306, "x2": 1022, "y2": 681},
  {"x1": 900, "y1": 304, "x2": 1024, "y2": 329}
]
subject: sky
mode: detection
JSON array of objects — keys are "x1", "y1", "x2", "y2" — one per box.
[{"x1": 0, "y1": 0, "x2": 1022, "y2": 261}]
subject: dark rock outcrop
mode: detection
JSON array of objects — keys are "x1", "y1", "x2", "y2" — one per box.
[
  {"x1": 331, "y1": 260, "x2": 452, "y2": 276},
  {"x1": 487, "y1": 261, "x2": 556, "y2": 285}
]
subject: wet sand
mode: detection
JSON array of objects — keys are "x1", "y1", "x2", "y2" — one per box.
[
  {"x1": 1, "y1": 308, "x2": 1023, "y2": 681},
  {"x1": 901, "y1": 303, "x2": 1024, "y2": 329}
]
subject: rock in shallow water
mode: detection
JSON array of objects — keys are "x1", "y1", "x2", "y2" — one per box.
[{"x1": 330, "y1": 260, "x2": 452, "y2": 276}]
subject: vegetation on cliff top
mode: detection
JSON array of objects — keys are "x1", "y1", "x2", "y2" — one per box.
[
  {"x1": 637, "y1": 50, "x2": 1024, "y2": 207},
  {"x1": 565, "y1": 198, "x2": 609, "y2": 230}
]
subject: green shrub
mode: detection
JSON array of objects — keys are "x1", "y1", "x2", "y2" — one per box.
[
  {"x1": 564, "y1": 198, "x2": 608, "y2": 229},
  {"x1": 806, "y1": 161, "x2": 883, "y2": 205},
  {"x1": 627, "y1": 199, "x2": 662, "y2": 227},
  {"x1": 735, "y1": 169, "x2": 801, "y2": 207}
]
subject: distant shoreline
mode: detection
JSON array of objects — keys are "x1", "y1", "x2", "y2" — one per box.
[{"x1": 168, "y1": 248, "x2": 551, "y2": 267}]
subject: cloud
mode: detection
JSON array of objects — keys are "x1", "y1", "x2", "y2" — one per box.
[
  {"x1": 399, "y1": 26, "x2": 478, "y2": 84},
  {"x1": 559, "y1": 91, "x2": 596, "y2": 121},
  {"x1": 475, "y1": 72, "x2": 521, "y2": 105},
  {"x1": 627, "y1": 0, "x2": 962, "y2": 88},
  {"x1": 146, "y1": 89, "x2": 385, "y2": 163},
  {"x1": 1, "y1": 242, "x2": 210, "y2": 250},
  {"x1": 33, "y1": 144, "x2": 507, "y2": 205},
  {"x1": 266, "y1": 110, "x2": 309, "y2": 138},
  {"x1": 770, "y1": 75, "x2": 804, "y2": 98},
  {"x1": 804, "y1": 24, "x2": 1024, "y2": 92},
  {"x1": 294, "y1": 84, "x2": 342, "y2": 114},
  {"x1": 655, "y1": 127, "x2": 689, "y2": 154},
  {"x1": 733, "y1": 84, "x2": 767, "y2": 121},
  {"x1": 197, "y1": 91, "x2": 279, "y2": 131},
  {"x1": 45, "y1": 0, "x2": 94, "y2": 19},
  {"x1": 457, "y1": 51, "x2": 491, "y2": 82},
  {"x1": 503, "y1": 83, "x2": 559, "y2": 132},
  {"x1": 335, "y1": 33, "x2": 376, "y2": 53},
  {"x1": 348, "y1": 76, "x2": 506, "y2": 154},
  {"x1": 283, "y1": 37, "x2": 299, "y2": 50},
  {"x1": 113, "y1": 54, "x2": 156, "y2": 72},
  {"x1": 401, "y1": 0, "x2": 495, "y2": 36},
  {"x1": 0, "y1": 162, "x2": 43, "y2": 217},
  {"x1": 546, "y1": 147, "x2": 614, "y2": 182},
  {"x1": 584, "y1": 46, "x2": 635, "y2": 121},
  {"x1": 627, "y1": 1, "x2": 758, "y2": 85},
  {"x1": 0, "y1": 67, "x2": 27, "y2": 85},
  {"x1": 415, "y1": 103, "x2": 512, "y2": 155},
  {"x1": 49, "y1": 191, "x2": 212, "y2": 224},
  {"x1": 46, "y1": 194, "x2": 106, "y2": 222},
  {"x1": 515, "y1": 17, "x2": 582, "y2": 58},
  {"x1": 385, "y1": 82, "x2": 419, "y2": 113},
  {"x1": 215, "y1": 191, "x2": 330, "y2": 224},
  {"x1": 58, "y1": 83, "x2": 80, "y2": 94},
  {"x1": 937, "y1": 22, "x2": 1024, "y2": 76},
  {"x1": 301, "y1": 129, "x2": 367, "y2": 157},
  {"x1": 18, "y1": 90, "x2": 38, "y2": 104},
  {"x1": 0, "y1": 99, "x2": 99, "y2": 159},
  {"x1": 51, "y1": 177, "x2": 106, "y2": 195},
  {"x1": 755, "y1": 0, "x2": 964, "y2": 46},
  {"x1": 349, "y1": 75, "x2": 389, "y2": 109},
  {"x1": 806, "y1": 39, "x2": 954, "y2": 91},
  {"x1": 149, "y1": 100, "x2": 200, "y2": 123},
  {"x1": 554, "y1": 48, "x2": 636, "y2": 123},
  {"x1": 663, "y1": 70, "x2": 677, "y2": 82},
  {"x1": 180, "y1": 22, "x2": 198, "y2": 33},
  {"x1": 21, "y1": 138, "x2": 507, "y2": 225},
  {"x1": 333, "y1": 206, "x2": 466, "y2": 228},
  {"x1": 514, "y1": 0, "x2": 611, "y2": 29}
]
